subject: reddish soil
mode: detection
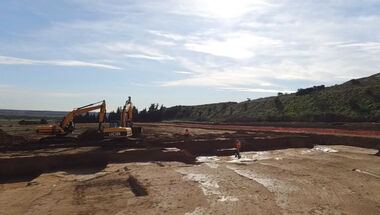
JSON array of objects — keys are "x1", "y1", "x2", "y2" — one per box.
[{"x1": 151, "y1": 122, "x2": 380, "y2": 137}]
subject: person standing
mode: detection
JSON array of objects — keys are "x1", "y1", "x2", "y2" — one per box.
[
  {"x1": 235, "y1": 140, "x2": 241, "y2": 159},
  {"x1": 184, "y1": 129, "x2": 190, "y2": 137}
]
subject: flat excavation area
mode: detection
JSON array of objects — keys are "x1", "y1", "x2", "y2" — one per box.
[{"x1": 0, "y1": 124, "x2": 380, "y2": 214}]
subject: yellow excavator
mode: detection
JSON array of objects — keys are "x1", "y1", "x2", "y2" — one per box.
[
  {"x1": 37, "y1": 100, "x2": 106, "y2": 136},
  {"x1": 103, "y1": 96, "x2": 141, "y2": 137},
  {"x1": 36, "y1": 100, "x2": 106, "y2": 143}
]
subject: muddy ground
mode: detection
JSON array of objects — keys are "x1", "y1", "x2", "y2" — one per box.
[{"x1": 0, "y1": 124, "x2": 380, "y2": 214}]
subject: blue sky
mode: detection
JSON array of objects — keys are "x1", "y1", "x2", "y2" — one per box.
[{"x1": 1, "y1": 0, "x2": 379, "y2": 111}]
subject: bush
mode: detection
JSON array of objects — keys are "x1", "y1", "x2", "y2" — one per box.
[
  {"x1": 40, "y1": 119, "x2": 48, "y2": 124},
  {"x1": 18, "y1": 120, "x2": 43, "y2": 125}
]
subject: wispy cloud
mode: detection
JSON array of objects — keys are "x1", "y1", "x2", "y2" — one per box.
[
  {"x1": 161, "y1": 66, "x2": 275, "y2": 87},
  {"x1": 0, "y1": 56, "x2": 121, "y2": 69},
  {"x1": 175, "y1": 71, "x2": 193, "y2": 74},
  {"x1": 125, "y1": 54, "x2": 173, "y2": 61},
  {"x1": 105, "y1": 42, "x2": 174, "y2": 61},
  {"x1": 148, "y1": 30, "x2": 184, "y2": 41},
  {"x1": 154, "y1": 40, "x2": 176, "y2": 46},
  {"x1": 336, "y1": 42, "x2": 380, "y2": 53}
]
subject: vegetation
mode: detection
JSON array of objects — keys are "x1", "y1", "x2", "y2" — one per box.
[
  {"x1": 18, "y1": 119, "x2": 48, "y2": 125},
  {"x1": 135, "y1": 73, "x2": 380, "y2": 123}
]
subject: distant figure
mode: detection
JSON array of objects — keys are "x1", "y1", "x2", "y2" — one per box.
[
  {"x1": 235, "y1": 140, "x2": 241, "y2": 159},
  {"x1": 184, "y1": 129, "x2": 190, "y2": 137}
]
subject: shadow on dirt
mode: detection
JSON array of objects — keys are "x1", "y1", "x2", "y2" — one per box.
[{"x1": 127, "y1": 175, "x2": 148, "y2": 196}]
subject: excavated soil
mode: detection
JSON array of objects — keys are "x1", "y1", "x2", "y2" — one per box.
[
  {"x1": 0, "y1": 124, "x2": 379, "y2": 214},
  {"x1": 0, "y1": 129, "x2": 27, "y2": 146}
]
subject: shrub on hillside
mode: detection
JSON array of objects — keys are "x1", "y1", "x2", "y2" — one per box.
[{"x1": 296, "y1": 85, "x2": 325, "y2": 96}]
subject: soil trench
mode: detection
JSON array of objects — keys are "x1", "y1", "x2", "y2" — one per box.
[{"x1": 0, "y1": 127, "x2": 379, "y2": 179}]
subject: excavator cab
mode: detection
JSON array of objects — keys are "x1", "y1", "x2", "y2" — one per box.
[{"x1": 65, "y1": 121, "x2": 75, "y2": 133}]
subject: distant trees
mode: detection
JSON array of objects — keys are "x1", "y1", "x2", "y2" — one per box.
[
  {"x1": 73, "y1": 112, "x2": 99, "y2": 123},
  {"x1": 40, "y1": 119, "x2": 48, "y2": 124},
  {"x1": 108, "y1": 107, "x2": 122, "y2": 122},
  {"x1": 296, "y1": 85, "x2": 325, "y2": 96},
  {"x1": 18, "y1": 119, "x2": 48, "y2": 125},
  {"x1": 72, "y1": 103, "x2": 171, "y2": 123},
  {"x1": 135, "y1": 104, "x2": 165, "y2": 122}
]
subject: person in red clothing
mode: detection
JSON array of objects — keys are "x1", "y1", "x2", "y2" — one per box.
[
  {"x1": 235, "y1": 140, "x2": 241, "y2": 159},
  {"x1": 184, "y1": 129, "x2": 190, "y2": 137}
]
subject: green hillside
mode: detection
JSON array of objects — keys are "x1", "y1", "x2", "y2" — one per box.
[{"x1": 162, "y1": 73, "x2": 380, "y2": 122}]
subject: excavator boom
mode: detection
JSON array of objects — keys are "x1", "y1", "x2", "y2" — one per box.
[{"x1": 37, "y1": 100, "x2": 106, "y2": 136}]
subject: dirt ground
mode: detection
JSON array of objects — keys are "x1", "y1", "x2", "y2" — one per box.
[{"x1": 0, "y1": 124, "x2": 380, "y2": 214}]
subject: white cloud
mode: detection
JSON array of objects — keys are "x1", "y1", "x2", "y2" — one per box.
[
  {"x1": 0, "y1": 56, "x2": 121, "y2": 70},
  {"x1": 170, "y1": 0, "x2": 275, "y2": 19},
  {"x1": 184, "y1": 32, "x2": 283, "y2": 59}
]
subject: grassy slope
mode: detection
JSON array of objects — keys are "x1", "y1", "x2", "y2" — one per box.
[{"x1": 163, "y1": 73, "x2": 380, "y2": 122}]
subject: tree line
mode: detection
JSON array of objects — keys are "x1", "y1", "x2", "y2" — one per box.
[{"x1": 73, "y1": 103, "x2": 168, "y2": 123}]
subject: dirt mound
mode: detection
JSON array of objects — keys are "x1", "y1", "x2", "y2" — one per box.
[
  {"x1": 0, "y1": 129, "x2": 27, "y2": 146},
  {"x1": 78, "y1": 129, "x2": 103, "y2": 142}
]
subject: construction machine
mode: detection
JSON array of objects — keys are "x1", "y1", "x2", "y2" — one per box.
[
  {"x1": 103, "y1": 96, "x2": 141, "y2": 137},
  {"x1": 36, "y1": 100, "x2": 106, "y2": 143}
]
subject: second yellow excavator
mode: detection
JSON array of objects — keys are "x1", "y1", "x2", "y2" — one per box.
[{"x1": 103, "y1": 96, "x2": 141, "y2": 137}]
